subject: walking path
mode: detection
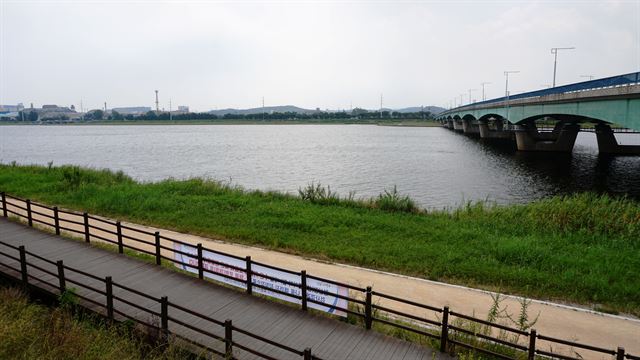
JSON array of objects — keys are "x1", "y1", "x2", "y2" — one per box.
[
  {"x1": 0, "y1": 219, "x2": 446, "y2": 360},
  {"x1": 3, "y1": 197, "x2": 638, "y2": 358}
]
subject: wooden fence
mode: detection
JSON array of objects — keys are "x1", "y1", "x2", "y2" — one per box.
[{"x1": 0, "y1": 192, "x2": 637, "y2": 360}]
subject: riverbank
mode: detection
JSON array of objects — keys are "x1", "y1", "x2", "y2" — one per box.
[{"x1": 1, "y1": 164, "x2": 638, "y2": 316}]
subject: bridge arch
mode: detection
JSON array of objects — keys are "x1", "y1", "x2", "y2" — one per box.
[
  {"x1": 515, "y1": 114, "x2": 611, "y2": 125},
  {"x1": 477, "y1": 113, "x2": 506, "y2": 122}
]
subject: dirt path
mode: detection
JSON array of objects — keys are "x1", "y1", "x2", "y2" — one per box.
[{"x1": 7, "y1": 199, "x2": 639, "y2": 359}]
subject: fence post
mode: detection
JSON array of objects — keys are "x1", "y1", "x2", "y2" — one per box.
[
  {"x1": 617, "y1": 347, "x2": 625, "y2": 360},
  {"x1": 301, "y1": 270, "x2": 308, "y2": 311},
  {"x1": 528, "y1": 329, "x2": 537, "y2": 360},
  {"x1": 106, "y1": 276, "x2": 114, "y2": 322},
  {"x1": 225, "y1": 319, "x2": 233, "y2": 360},
  {"x1": 26, "y1": 200, "x2": 33, "y2": 227},
  {"x1": 83, "y1": 212, "x2": 90, "y2": 243},
  {"x1": 365, "y1": 286, "x2": 372, "y2": 330},
  {"x1": 303, "y1": 348, "x2": 312, "y2": 360},
  {"x1": 116, "y1": 221, "x2": 123, "y2": 254},
  {"x1": 53, "y1": 207, "x2": 60, "y2": 235},
  {"x1": 440, "y1": 306, "x2": 449, "y2": 353},
  {"x1": 57, "y1": 260, "x2": 66, "y2": 294},
  {"x1": 155, "y1": 231, "x2": 161, "y2": 266},
  {"x1": 160, "y1": 296, "x2": 168, "y2": 340},
  {"x1": 1, "y1": 192, "x2": 7, "y2": 217},
  {"x1": 197, "y1": 243, "x2": 204, "y2": 280},
  {"x1": 19, "y1": 245, "x2": 28, "y2": 286},
  {"x1": 246, "y1": 256, "x2": 252, "y2": 295}
]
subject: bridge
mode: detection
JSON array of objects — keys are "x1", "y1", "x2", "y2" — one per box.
[{"x1": 436, "y1": 72, "x2": 640, "y2": 154}]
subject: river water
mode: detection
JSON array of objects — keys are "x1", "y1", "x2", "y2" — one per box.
[{"x1": 2, "y1": 124, "x2": 640, "y2": 209}]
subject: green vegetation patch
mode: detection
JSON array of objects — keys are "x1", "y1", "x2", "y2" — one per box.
[
  {"x1": 0, "y1": 286, "x2": 194, "y2": 359},
  {"x1": 1, "y1": 163, "x2": 639, "y2": 316}
]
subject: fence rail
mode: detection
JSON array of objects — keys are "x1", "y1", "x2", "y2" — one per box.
[{"x1": 0, "y1": 191, "x2": 635, "y2": 360}]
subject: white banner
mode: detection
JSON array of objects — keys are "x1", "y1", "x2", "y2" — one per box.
[{"x1": 173, "y1": 243, "x2": 348, "y2": 317}]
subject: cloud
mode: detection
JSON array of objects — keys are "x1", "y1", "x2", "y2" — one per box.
[{"x1": 1, "y1": 0, "x2": 637, "y2": 111}]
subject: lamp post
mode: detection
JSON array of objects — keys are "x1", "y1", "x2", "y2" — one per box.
[
  {"x1": 480, "y1": 82, "x2": 491, "y2": 101},
  {"x1": 504, "y1": 70, "x2": 519, "y2": 122},
  {"x1": 468, "y1": 89, "x2": 477, "y2": 104},
  {"x1": 551, "y1": 47, "x2": 575, "y2": 87}
]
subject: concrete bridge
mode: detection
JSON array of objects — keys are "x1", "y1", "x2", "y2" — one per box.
[{"x1": 436, "y1": 72, "x2": 640, "y2": 154}]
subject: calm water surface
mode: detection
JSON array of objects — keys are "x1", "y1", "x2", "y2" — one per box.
[{"x1": 2, "y1": 125, "x2": 640, "y2": 209}]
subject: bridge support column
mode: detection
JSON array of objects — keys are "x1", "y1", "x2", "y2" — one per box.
[
  {"x1": 478, "y1": 120, "x2": 514, "y2": 141},
  {"x1": 452, "y1": 119, "x2": 464, "y2": 132},
  {"x1": 446, "y1": 119, "x2": 454, "y2": 129},
  {"x1": 595, "y1": 123, "x2": 640, "y2": 155},
  {"x1": 514, "y1": 123, "x2": 580, "y2": 152},
  {"x1": 462, "y1": 119, "x2": 480, "y2": 136}
]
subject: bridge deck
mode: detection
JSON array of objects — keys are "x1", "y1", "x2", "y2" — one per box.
[{"x1": 0, "y1": 218, "x2": 445, "y2": 360}]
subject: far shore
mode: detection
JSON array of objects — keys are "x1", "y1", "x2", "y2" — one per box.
[{"x1": 0, "y1": 119, "x2": 443, "y2": 127}]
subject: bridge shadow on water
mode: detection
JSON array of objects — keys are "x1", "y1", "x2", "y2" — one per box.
[{"x1": 460, "y1": 132, "x2": 640, "y2": 201}]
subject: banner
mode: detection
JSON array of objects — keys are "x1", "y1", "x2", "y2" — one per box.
[{"x1": 173, "y1": 243, "x2": 348, "y2": 317}]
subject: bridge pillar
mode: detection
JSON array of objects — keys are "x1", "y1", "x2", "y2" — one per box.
[
  {"x1": 595, "y1": 123, "x2": 640, "y2": 155},
  {"x1": 514, "y1": 123, "x2": 580, "y2": 152},
  {"x1": 478, "y1": 120, "x2": 514, "y2": 141},
  {"x1": 452, "y1": 119, "x2": 464, "y2": 132},
  {"x1": 461, "y1": 119, "x2": 480, "y2": 136},
  {"x1": 447, "y1": 119, "x2": 454, "y2": 129}
]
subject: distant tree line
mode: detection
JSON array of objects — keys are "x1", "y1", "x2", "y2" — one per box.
[{"x1": 7, "y1": 108, "x2": 434, "y2": 122}]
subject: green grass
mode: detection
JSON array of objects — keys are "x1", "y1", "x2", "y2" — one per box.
[
  {"x1": 1, "y1": 163, "x2": 639, "y2": 316},
  {"x1": 0, "y1": 286, "x2": 197, "y2": 359}
]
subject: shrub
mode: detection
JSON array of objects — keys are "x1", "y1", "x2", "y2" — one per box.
[{"x1": 374, "y1": 186, "x2": 418, "y2": 213}]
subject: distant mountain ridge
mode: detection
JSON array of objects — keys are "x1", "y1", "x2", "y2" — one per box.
[
  {"x1": 208, "y1": 105, "x2": 445, "y2": 115},
  {"x1": 208, "y1": 106, "x2": 316, "y2": 116}
]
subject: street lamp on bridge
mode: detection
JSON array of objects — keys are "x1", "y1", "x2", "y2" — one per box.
[
  {"x1": 504, "y1": 70, "x2": 519, "y2": 122},
  {"x1": 504, "y1": 71, "x2": 519, "y2": 98},
  {"x1": 551, "y1": 47, "x2": 575, "y2": 87},
  {"x1": 480, "y1": 82, "x2": 491, "y2": 101},
  {"x1": 468, "y1": 89, "x2": 477, "y2": 104}
]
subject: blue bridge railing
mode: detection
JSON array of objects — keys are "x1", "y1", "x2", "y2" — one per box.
[{"x1": 449, "y1": 71, "x2": 640, "y2": 111}]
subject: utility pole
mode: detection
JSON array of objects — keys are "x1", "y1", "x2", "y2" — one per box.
[
  {"x1": 262, "y1": 96, "x2": 265, "y2": 121},
  {"x1": 480, "y1": 82, "x2": 491, "y2": 101},
  {"x1": 380, "y1": 93, "x2": 383, "y2": 119},
  {"x1": 169, "y1": 99, "x2": 172, "y2": 121},
  {"x1": 551, "y1": 47, "x2": 575, "y2": 87},
  {"x1": 459, "y1": 94, "x2": 464, "y2": 106},
  {"x1": 155, "y1": 90, "x2": 159, "y2": 112}
]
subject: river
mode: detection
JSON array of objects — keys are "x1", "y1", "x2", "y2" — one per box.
[{"x1": 2, "y1": 124, "x2": 640, "y2": 209}]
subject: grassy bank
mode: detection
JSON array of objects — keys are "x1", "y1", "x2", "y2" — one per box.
[
  {"x1": 1, "y1": 164, "x2": 639, "y2": 316},
  {"x1": 0, "y1": 286, "x2": 192, "y2": 359}
]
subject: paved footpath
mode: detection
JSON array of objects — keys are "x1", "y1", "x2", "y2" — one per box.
[
  {"x1": 0, "y1": 218, "x2": 450, "y2": 360},
  {"x1": 3, "y1": 198, "x2": 639, "y2": 359},
  {"x1": 105, "y1": 219, "x2": 640, "y2": 358}
]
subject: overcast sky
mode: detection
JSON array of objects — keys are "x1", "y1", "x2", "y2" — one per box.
[{"x1": 1, "y1": 0, "x2": 639, "y2": 112}]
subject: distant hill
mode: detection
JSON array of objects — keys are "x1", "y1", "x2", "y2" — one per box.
[
  {"x1": 208, "y1": 105, "x2": 446, "y2": 115},
  {"x1": 394, "y1": 106, "x2": 446, "y2": 114},
  {"x1": 209, "y1": 105, "x2": 317, "y2": 116}
]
